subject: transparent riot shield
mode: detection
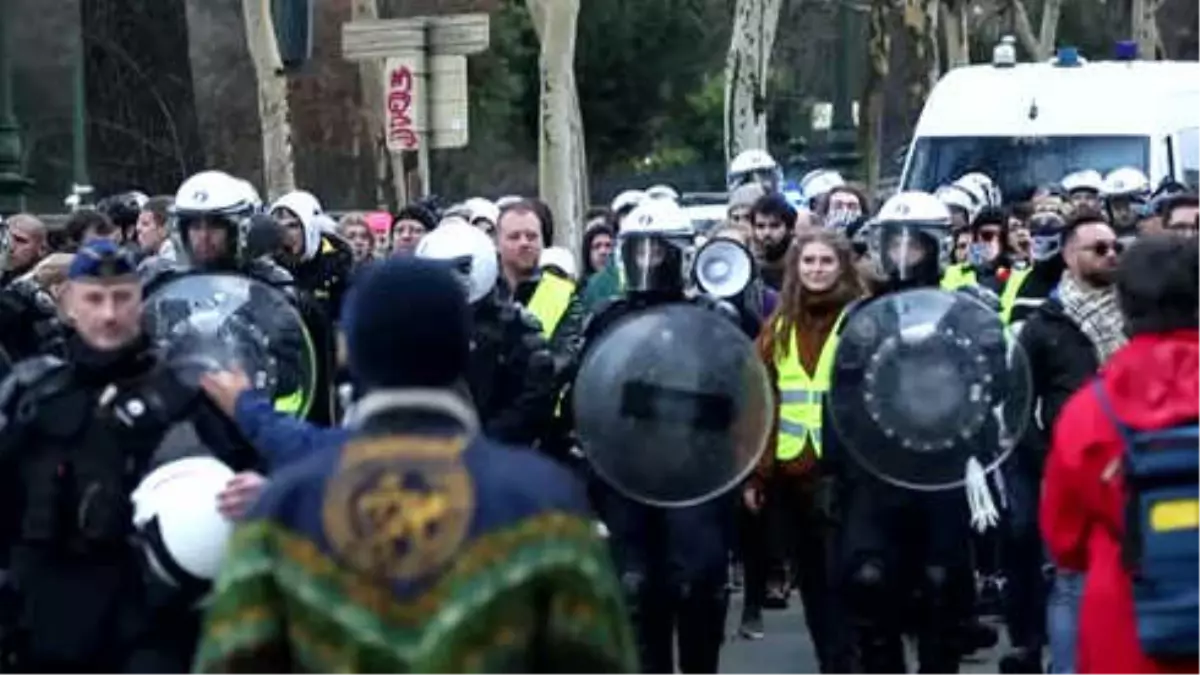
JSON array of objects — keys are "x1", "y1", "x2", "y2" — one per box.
[
  {"x1": 573, "y1": 303, "x2": 772, "y2": 507},
  {"x1": 828, "y1": 288, "x2": 1032, "y2": 491},
  {"x1": 143, "y1": 273, "x2": 317, "y2": 418}
]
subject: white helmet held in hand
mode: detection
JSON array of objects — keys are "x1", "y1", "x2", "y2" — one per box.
[
  {"x1": 132, "y1": 457, "x2": 236, "y2": 591},
  {"x1": 415, "y1": 217, "x2": 499, "y2": 304}
]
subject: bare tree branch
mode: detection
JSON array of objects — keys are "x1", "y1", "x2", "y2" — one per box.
[{"x1": 83, "y1": 30, "x2": 188, "y2": 176}]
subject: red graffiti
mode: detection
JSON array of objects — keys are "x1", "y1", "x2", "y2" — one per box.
[{"x1": 387, "y1": 65, "x2": 419, "y2": 150}]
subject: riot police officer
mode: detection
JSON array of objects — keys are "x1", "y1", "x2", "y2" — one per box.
[
  {"x1": 570, "y1": 199, "x2": 759, "y2": 673},
  {"x1": 140, "y1": 171, "x2": 292, "y2": 292},
  {"x1": 0, "y1": 240, "x2": 259, "y2": 672},
  {"x1": 141, "y1": 171, "x2": 331, "y2": 424},
  {"x1": 824, "y1": 191, "x2": 1026, "y2": 673}
]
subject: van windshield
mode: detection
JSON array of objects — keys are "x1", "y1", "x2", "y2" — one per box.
[{"x1": 903, "y1": 135, "x2": 1150, "y2": 203}]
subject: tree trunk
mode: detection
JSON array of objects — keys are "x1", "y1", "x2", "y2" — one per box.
[
  {"x1": 1131, "y1": 0, "x2": 1162, "y2": 59},
  {"x1": 903, "y1": 0, "x2": 937, "y2": 121},
  {"x1": 351, "y1": 0, "x2": 406, "y2": 209},
  {"x1": 1008, "y1": 0, "x2": 1062, "y2": 61},
  {"x1": 941, "y1": 1, "x2": 971, "y2": 69},
  {"x1": 527, "y1": 0, "x2": 586, "y2": 251},
  {"x1": 241, "y1": 0, "x2": 294, "y2": 200},
  {"x1": 723, "y1": 0, "x2": 783, "y2": 166},
  {"x1": 859, "y1": 0, "x2": 892, "y2": 193}
]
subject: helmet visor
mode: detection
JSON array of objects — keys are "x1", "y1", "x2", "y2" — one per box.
[
  {"x1": 879, "y1": 223, "x2": 941, "y2": 283},
  {"x1": 620, "y1": 236, "x2": 685, "y2": 294}
]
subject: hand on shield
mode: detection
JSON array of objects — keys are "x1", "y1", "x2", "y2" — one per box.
[{"x1": 200, "y1": 367, "x2": 252, "y2": 418}]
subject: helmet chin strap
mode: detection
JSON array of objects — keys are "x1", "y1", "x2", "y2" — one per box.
[{"x1": 343, "y1": 387, "x2": 480, "y2": 436}]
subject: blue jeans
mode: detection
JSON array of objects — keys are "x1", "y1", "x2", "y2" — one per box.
[{"x1": 1047, "y1": 570, "x2": 1084, "y2": 673}]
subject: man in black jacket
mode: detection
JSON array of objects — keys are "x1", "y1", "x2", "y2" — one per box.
[
  {"x1": 0, "y1": 241, "x2": 260, "y2": 672},
  {"x1": 1001, "y1": 209, "x2": 1126, "y2": 673}
]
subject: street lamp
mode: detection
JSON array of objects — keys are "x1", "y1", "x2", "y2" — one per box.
[
  {"x1": 0, "y1": 2, "x2": 32, "y2": 215},
  {"x1": 826, "y1": 0, "x2": 861, "y2": 178}
]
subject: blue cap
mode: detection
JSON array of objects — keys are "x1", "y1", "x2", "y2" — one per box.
[
  {"x1": 68, "y1": 239, "x2": 138, "y2": 281},
  {"x1": 1114, "y1": 40, "x2": 1138, "y2": 61}
]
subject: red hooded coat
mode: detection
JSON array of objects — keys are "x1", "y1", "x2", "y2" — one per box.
[{"x1": 1041, "y1": 329, "x2": 1200, "y2": 674}]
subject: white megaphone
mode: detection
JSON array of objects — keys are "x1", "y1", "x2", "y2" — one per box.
[{"x1": 693, "y1": 237, "x2": 755, "y2": 299}]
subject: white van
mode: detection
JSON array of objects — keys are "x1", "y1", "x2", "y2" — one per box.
[{"x1": 899, "y1": 42, "x2": 1200, "y2": 201}]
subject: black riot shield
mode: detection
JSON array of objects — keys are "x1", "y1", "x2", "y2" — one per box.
[
  {"x1": 573, "y1": 303, "x2": 772, "y2": 507},
  {"x1": 828, "y1": 288, "x2": 1032, "y2": 491},
  {"x1": 143, "y1": 273, "x2": 318, "y2": 418}
]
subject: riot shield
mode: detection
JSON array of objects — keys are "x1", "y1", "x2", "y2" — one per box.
[
  {"x1": 143, "y1": 273, "x2": 318, "y2": 418},
  {"x1": 828, "y1": 288, "x2": 1032, "y2": 491},
  {"x1": 573, "y1": 303, "x2": 772, "y2": 507}
]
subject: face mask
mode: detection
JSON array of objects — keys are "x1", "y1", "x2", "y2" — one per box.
[
  {"x1": 825, "y1": 209, "x2": 857, "y2": 231},
  {"x1": 1030, "y1": 233, "x2": 1062, "y2": 262},
  {"x1": 967, "y1": 242, "x2": 992, "y2": 267}
]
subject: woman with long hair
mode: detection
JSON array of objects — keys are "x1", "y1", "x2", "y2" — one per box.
[{"x1": 745, "y1": 229, "x2": 864, "y2": 672}]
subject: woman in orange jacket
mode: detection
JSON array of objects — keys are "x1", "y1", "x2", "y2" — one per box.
[{"x1": 746, "y1": 228, "x2": 864, "y2": 672}]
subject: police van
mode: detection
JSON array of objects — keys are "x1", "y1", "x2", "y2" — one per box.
[{"x1": 899, "y1": 38, "x2": 1200, "y2": 201}]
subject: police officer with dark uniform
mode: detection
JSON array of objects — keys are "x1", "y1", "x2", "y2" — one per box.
[
  {"x1": 0, "y1": 240, "x2": 258, "y2": 672},
  {"x1": 824, "y1": 191, "x2": 1026, "y2": 673},
  {"x1": 568, "y1": 199, "x2": 764, "y2": 673},
  {"x1": 140, "y1": 171, "x2": 321, "y2": 424}
]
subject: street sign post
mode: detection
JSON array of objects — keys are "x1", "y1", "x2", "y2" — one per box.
[{"x1": 342, "y1": 14, "x2": 488, "y2": 198}]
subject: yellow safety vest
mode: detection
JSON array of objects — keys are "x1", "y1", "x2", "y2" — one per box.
[
  {"x1": 274, "y1": 388, "x2": 305, "y2": 416},
  {"x1": 774, "y1": 311, "x2": 847, "y2": 461},
  {"x1": 999, "y1": 267, "x2": 1032, "y2": 325},
  {"x1": 527, "y1": 273, "x2": 575, "y2": 339},
  {"x1": 940, "y1": 263, "x2": 977, "y2": 291}
]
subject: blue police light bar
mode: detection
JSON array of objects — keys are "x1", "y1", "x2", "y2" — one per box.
[
  {"x1": 1055, "y1": 46, "x2": 1081, "y2": 67},
  {"x1": 1115, "y1": 40, "x2": 1138, "y2": 61}
]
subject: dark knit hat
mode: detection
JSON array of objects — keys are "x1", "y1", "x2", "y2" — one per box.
[{"x1": 342, "y1": 257, "x2": 470, "y2": 390}]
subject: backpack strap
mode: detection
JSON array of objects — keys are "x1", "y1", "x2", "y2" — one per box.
[
  {"x1": 1090, "y1": 379, "x2": 1144, "y2": 571},
  {"x1": 1090, "y1": 379, "x2": 1135, "y2": 444}
]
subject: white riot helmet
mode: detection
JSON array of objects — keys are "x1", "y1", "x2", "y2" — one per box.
[
  {"x1": 1102, "y1": 167, "x2": 1151, "y2": 232},
  {"x1": 173, "y1": 170, "x2": 260, "y2": 264},
  {"x1": 618, "y1": 198, "x2": 696, "y2": 295},
  {"x1": 935, "y1": 183, "x2": 983, "y2": 225},
  {"x1": 415, "y1": 217, "x2": 499, "y2": 304},
  {"x1": 872, "y1": 191, "x2": 953, "y2": 287},
  {"x1": 955, "y1": 172, "x2": 1002, "y2": 208},
  {"x1": 1060, "y1": 169, "x2": 1104, "y2": 196},
  {"x1": 131, "y1": 457, "x2": 236, "y2": 593},
  {"x1": 237, "y1": 180, "x2": 264, "y2": 213},
  {"x1": 463, "y1": 197, "x2": 501, "y2": 230},
  {"x1": 799, "y1": 169, "x2": 846, "y2": 209},
  {"x1": 645, "y1": 184, "x2": 680, "y2": 202},
  {"x1": 611, "y1": 189, "x2": 647, "y2": 215},
  {"x1": 728, "y1": 149, "x2": 783, "y2": 193},
  {"x1": 539, "y1": 246, "x2": 578, "y2": 281},
  {"x1": 1102, "y1": 167, "x2": 1151, "y2": 200}
]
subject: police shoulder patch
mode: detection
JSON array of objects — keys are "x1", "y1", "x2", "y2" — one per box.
[{"x1": 322, "y1": 435, "x2": 475, "y2": 584}]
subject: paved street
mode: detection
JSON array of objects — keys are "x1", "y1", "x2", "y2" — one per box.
[{"x1": 720, "y1": 593, "x2": 1009, "y2": 673}]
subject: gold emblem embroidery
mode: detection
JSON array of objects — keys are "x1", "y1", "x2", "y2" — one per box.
[{"x1": 322, "y1": 435, "x2": 474, "y2": 582}]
